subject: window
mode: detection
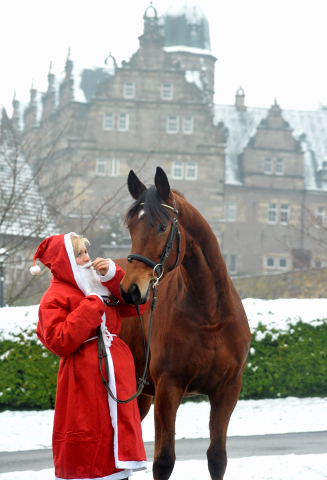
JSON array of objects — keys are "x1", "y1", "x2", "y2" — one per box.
[
  {"x1": 103, "y1": 112, "x2": 114, "y2": 130},
  {"x1": 124, "y1": 81, "x2": 135, "y2": 99},
  {"x1": 316, "y1": 207, "x2": 325, "y2": 227},
  {"x1": 280, "y1": 204, "x2": 289, "y2": 225},
  {"x1": 108, "y1": 159, "x2": 119, "y2": 177},
  {"x1": 229, "y1": 255, "x2": 237, "y2": 274},
  {"x1": 266, "y1": 257, "x2": 275, "y2": 268},
  {"x1": 15, "y1": 253, "x2": 24, "y2": 270},
  {"x1": 227, "y1": 201, "x2": 237, "y2": 222},
  {"x1": 183, "y1": 116, "x2": 194, "y2": 134},
  {"x1": 279, "y1": 258, "x2": 288, "y2": 270},
  {"x1": 314, "y1": 260, "x2": 322, "y2": 268},
  {"x1": 167, "y1": 115, "x2": 179, "y2": 134},
  {"x1": 185, "y1": 161, "x2": 197, "y2": 180},
  {"x1": 268, "y1": 203, "x2": 277, "y2": 223},
  {"x1": 161, "y1": 83, "x2": 173, "y2": 100},
  {"x1": 264, "y1": 157, "x2": 272, "y2": 174},
  {"x1": 96, "y1": 158, "x2": 106, "y2": 176},
  {"x1": 276, "y1": 158, "x2": 284, "y2": 175},
  {"x1": 117, "y1": 113, "x2": 129, "y2": 131},
  {"x1": 172, "y1": 161, "x2": 183, "y2": 179}
]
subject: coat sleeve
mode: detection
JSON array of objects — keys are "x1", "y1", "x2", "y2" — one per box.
[
  {"x1": 101, "y1": 262, "x2": 150, "y2": 318},
  {"x1": 37, "y1": 294, "x2": 105, "y2": 357}
]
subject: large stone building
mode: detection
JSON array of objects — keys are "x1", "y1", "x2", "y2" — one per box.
[{"x1": 13, "y1": 0, "x2": 327, "y2": 277}]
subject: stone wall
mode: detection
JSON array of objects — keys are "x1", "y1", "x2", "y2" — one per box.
[{"x1": 232, "y1": 268, "x2": 327, "y2": 299}]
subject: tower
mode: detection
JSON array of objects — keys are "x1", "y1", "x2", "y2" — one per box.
[{"x1": 161, "y1": 0, "x2": 216, "y2": 106}]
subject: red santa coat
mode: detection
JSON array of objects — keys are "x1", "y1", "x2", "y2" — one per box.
[{"x1": 35, "y1": 233, "x2": 148, "y2": 480}]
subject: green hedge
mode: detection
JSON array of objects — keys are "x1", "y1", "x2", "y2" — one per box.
[
  {"x1": 0, "y1": 330, "x2": 59, "y2": 410},
  {"x1": 240, "y1": 319, "x2": 327, "y2": 399},
  {"x1": 1, "y1": 319, "x2": 326, "y2": 410}
]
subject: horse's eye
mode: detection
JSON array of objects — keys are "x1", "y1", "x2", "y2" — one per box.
[{"x1": 157, "y1": 223, "x2": 167, "y2": 234}]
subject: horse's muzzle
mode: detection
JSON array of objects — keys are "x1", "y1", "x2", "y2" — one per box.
[{"x1": 120, "y1": 283, "x2": 149, "y2": 305}]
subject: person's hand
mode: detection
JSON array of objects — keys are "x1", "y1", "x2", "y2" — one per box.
[{"x1": 92, "y1": 258, "x2": 110, "y2": 276}]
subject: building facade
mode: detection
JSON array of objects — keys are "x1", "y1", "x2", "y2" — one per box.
[{"x1": 13, "y1": 1, "x2": 327, "y2": 277}]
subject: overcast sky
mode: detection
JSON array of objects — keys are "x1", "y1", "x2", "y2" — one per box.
[{"x1": 0, "y1": 0, "x2": 325, "y2": 115}]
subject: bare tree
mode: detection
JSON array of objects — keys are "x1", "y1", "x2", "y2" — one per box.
[{"x1": 0, "y1": 108, "x2": 160, "y2": 306}]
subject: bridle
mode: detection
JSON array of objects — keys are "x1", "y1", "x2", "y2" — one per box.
[
  {"x1": 127, "y1": 199, "x2": 181, "y2": 282},
  {"x1": 97, "y1": 199, "x2": 182, "y2": 404}
]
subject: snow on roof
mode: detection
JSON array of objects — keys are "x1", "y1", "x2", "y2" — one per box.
[
  {"x1": 184, "y1": 70, "x2": 203, "y2": 90},
  {"x1": 163, "y1": 45, "x2": 214, "y2": 57},
  {"x1": 214, "y1": 104, "x2": 327, "y2": 191},
  {"x1": 214, "y1": 104, "x2": 268, "y2": 185},
  {"x1": 0, "y1": 125, "x2": 56, "y2": 238}
]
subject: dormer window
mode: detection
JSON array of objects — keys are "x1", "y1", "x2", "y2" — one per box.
[
  {"x1": 161, "y1": 83, "x2": 173, "y2": 100},
  {"x1": 124, "y1": 82, "x2": 135, "y2": 99}
]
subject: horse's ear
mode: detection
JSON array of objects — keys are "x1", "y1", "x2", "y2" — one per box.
[
  {"x1": 154, "y1": 166, "x2": 171, "y2": 201},
  {"x1": 127, "y1": 170, "x2": 147, "y2": 200}
]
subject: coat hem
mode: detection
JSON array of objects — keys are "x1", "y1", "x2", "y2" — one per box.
[{"x1": 55, "y1": 468, "x2": 133, "y2": 480}]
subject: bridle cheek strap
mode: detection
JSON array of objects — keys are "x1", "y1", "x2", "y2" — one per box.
[{"x1": 127, "y1": 201, "x2": 181, "y2": 273}]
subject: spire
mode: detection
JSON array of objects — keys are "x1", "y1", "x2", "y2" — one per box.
[
  {"x1": 59, "y1": 49, "x2": 74, "y2": 108},
  {"x1": 23, "y1": 82, "x2": 38, "y2": 132},
  {"x1": 11, "y1": 91, "x2": 20, "y2": 132},
  {"x1": 42, "y1": 61, "x2": 56, "y2": 121}
]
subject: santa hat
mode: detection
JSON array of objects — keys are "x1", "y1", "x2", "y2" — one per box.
[
  {"x1": 30, "y1": 258, "x2": 41, "y2": 275},
  {"x1": 29, "y1": 236, "x2": 53, "y2": 275}
]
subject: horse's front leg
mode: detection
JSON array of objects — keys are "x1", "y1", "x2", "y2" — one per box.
[
  {"x1": 207, "y1": 377, "x2": 242, "y2": 480},
  {"x1": 152, "y1": 375, "x2": 184, "y2": 480}
]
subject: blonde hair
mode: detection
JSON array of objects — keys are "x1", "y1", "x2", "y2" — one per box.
[{"x1": 71, "y1": 234, "x2": 90, "y2": 258}]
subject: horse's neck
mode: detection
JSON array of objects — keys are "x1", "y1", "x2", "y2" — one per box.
[{"x1": 179, "y1": 205, "x2": 230, "y2": 299}]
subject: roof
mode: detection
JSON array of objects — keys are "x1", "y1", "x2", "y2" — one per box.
[
  {"x1": 213, "y1": 104, "x2": 327, "y2": 191},
  {"x1": 162, "y1": 0, "x2": 212, "y2": 53},
  {"x1": 0, "y1": 112, "x2": 56, "y2": 238}
]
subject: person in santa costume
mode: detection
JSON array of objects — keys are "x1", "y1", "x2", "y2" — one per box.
[{"x1": 31, "y1": 232, "x2": 149, "y2": 480}]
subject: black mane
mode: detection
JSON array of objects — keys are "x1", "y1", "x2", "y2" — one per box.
[{"x1": 124, "y1": 185, "x2": 173, "y2": 226}]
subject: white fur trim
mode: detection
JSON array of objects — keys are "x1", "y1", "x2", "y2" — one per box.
[
  {"x1": 64, "y1": 232, "x2": 88, "y2": 295},
  {"x1": 106, "y1": 343, "x2": 146, "y2": 472},
  {"x1": 101, "y1": 259, "x2": 116, "y2": 282},
  {"x1": 86, "y1": 293, "x2": 104, "y2": 302},
  {"x1": 30, "y1": 265, "x2": 41, "y2": 275},
  {"x1": 55, "y1": 469, "x2": 133, "y2": 480}
]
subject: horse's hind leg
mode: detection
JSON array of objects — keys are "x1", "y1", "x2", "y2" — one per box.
[
  {"x1": 152, "y1": 377, "x2": 184, "y2": 480},
  {"x1": 207, "y1": 378, "x2": 242, "y2": 480}
]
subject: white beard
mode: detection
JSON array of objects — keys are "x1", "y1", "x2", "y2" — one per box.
[{"x1": 77, "y1": 265, "x2": 110, "y2": 297}]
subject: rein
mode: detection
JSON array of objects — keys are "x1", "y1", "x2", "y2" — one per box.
[
  {"x1": 97, "y1": 289, "x2": 157, "y2": 404},
  {"x1": 97, "y1": 200, "x2": 181, "y2": 404}
]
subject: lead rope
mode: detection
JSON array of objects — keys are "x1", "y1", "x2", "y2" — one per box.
[{"x1": 97, "y1": 284, "x2": 158, "y2": 404}]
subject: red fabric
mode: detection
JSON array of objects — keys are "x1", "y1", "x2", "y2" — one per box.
[{"x1": 35, "y1": 234, "x2": 148, "y2": 479}]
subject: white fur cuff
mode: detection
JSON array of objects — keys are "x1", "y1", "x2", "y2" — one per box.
[{"x1": 101, "y1": 259, "x2": 116, "y2": 282}]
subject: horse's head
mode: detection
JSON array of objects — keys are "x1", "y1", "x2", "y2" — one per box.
[{"x1": 120, "y1": 167, "x2": 182, "y2": 305}]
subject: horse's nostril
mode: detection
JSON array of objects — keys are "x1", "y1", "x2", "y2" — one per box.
[
  {"x1": 129, "y1": 283, "x2": 141, "y2": 304},
  {"x1": 120, "y1": 283, "x2": 142, "y2": 305}
]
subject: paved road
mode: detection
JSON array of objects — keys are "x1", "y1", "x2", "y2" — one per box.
[{"x1": 0, "y1": 431, "x2": 326, "y2": 473}]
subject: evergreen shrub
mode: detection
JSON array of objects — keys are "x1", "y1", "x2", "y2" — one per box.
[
  {"x1": 0, "y1": 319, "x2": 326, "y2": 410},
  {"x1": 240, "y1": 319, "x2": 327, "y2": 399}
]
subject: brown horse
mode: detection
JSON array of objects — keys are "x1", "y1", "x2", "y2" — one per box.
[{"x1": 118, "y1": 167, "x2": 251, "y2": 480}]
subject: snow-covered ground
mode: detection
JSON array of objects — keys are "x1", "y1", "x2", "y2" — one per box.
[{"x1": 1, "y1": 298, "x2": 327, "y2": 479}]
